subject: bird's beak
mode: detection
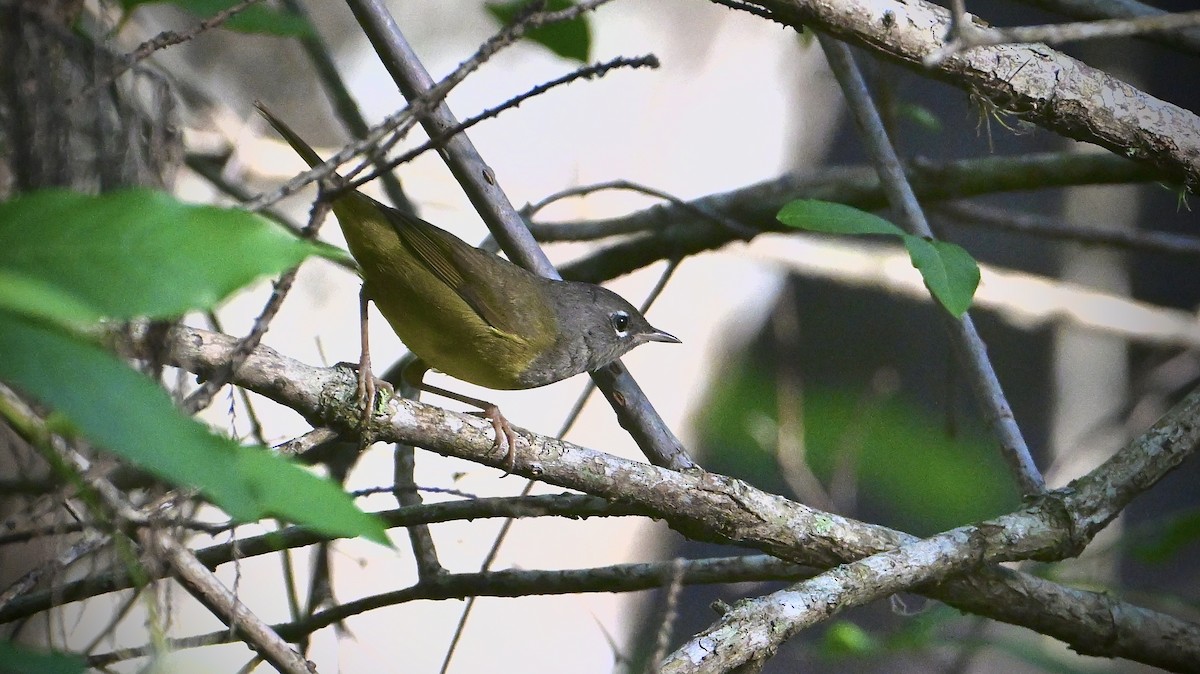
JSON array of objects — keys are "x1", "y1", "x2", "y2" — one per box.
[{"x1": 639, "y1": 328, "x2": 681, "y2": 344}]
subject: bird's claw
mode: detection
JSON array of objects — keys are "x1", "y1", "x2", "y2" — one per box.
[
  {"x1": 472, "y1": 406, "x2": 518, "y2": 475},
  {"x1": 354, "y1": 365, "x2": 394, "y2": 434}
]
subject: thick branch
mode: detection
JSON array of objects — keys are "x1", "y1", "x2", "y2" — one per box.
[
  {"x1": 663, "y1": 385, "x2": 1200, "y2": 670},
  {"x1": 117, "y1": 325, "x2": 1200, "y2": 671},
  {"x1": 732, "y1": 0, "x2": 1200, "y2": 190}
]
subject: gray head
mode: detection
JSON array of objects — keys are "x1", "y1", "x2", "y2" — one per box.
[{"x1": 519, "y1": 279, "x2": 679, "y2": 388}]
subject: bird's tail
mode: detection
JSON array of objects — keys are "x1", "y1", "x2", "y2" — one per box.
[{"x1": 255, "y1": 101, "x2": 325, "y2": 170}]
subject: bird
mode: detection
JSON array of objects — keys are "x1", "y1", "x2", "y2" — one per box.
[{"x1": 257, "y1": 104, "x2": 680, "y2": 471}]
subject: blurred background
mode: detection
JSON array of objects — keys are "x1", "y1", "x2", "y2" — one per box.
[{"x1": 4, "y1": 0, "x2": 1199, "y2": 672}]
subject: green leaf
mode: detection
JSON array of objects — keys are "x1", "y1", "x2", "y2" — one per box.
[
  {"x1": 0, "y1": 641, "x2": 85, "y2": 674},
  {"x1": 902, "y1": 235, "x2": 980, "y2": 317},
  {"x1": 0, "y1": 189, "x2": 324, "y2": 320},
  {"x1": 777, "y1": 199, "x2": 905, "y2": 236},
  {"x1": 486, "y1": 0, "x2": 591, "y2": 63},
  {"x1": 0, "y1": 312, "x2": 389, "y2": 545},
  {"x1": 897, "y1": 102, "x2": 942, "y2": 133},
  {"x1": 1132, "y1": 508, "x2": 1200, "y2": 563},
  {"x1": 701, "y1": 369, "x2": 1020, "y2": 535},
  {"x1": 821, "y1": 621, "x2": 879, "y2": 658},
  {"x1": 121, "y1": 0, "x2": 313, "y2": 36},
  {"x1": 776, "y1": 199, "x2": 979, "y2": 316},
  {"x1": 236, "y1": 447, "x2": 391, "y2": 546},
  {"x1": 0, "y1": 269, "x2": 102, "y2": 330}
]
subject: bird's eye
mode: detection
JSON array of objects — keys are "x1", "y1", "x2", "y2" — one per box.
[{"x1": 610, "y1": 311, "x2": 630, "y2": 336}]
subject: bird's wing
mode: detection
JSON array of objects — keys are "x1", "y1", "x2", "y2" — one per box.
[{"x1": 387, "y1": 208, "x2": 530, "y2": 337}]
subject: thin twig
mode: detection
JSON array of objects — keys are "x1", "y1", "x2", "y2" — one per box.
[
  {"x1": 1015, "y1": 0, "x2": 1200, "y2": 55},
  {"x1": 522, "y1": 178, "x2": 755, "y2": 240},
  {"x1": 251, "y1": 0, "x2": 616, "y2": 212},
  {"x1": 937, "y1": 200, "x2": 1200, "y2": 258},
  {"x1": 553, "y1": 152, "x2": 1162, "y2": 283},
  {"x1": 345, "y1": 55, "x2": 660, "y2": 193},
  {"x1": 771, "y1": 282, "x2": 837, "y2": 512},
  {"x1": 73, "y1": 0, "x2": 264, "y2": 103},
  {"x1": 928, "y1": 9, "x2": 1200, "y2": 64},
  {"x1": 817, "y1": 35, "x2": 1045, "y2": 494},
  {"x1": 179, "y1": 200, "x2": 329, "y2": 414},
  {"x1": 89, "y1": 555, "x2": 809, "y2": 667},
  {"x1": 277, "y1": 0, "x2": 411, "y2": 212},
  {"x1": 143, "y1": 531, "x2": 313, "y2": 674},
  {"x1": 646, "y1": 558, "x2": 687, "y2": 673}
]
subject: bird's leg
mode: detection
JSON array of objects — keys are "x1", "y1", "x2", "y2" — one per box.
[
  {"x1": 403, "y1": 361, "x2": 518, "y2": 475},
  {"x1": 357, "y1": 287, "x2": 393, "y2": 434}
]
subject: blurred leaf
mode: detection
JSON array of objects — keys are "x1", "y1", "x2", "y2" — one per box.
[
  {"x1": 884, "y1": 604, "x2": 958, "y2": 651},
  {"x1": 897, "y1": 102, "x2": 942, "y2": 133},
  {"x1": 987, "y1": 633, "x2": 1110, "y2": 674},
  {"x1": 778, "y1": 199, "x2": 904, "y2": 236},
  {"x1": 0, "y1": 311, "x2": 389, "y2": 545},
  {"x1": 0, "y1": 270, "x2": 101, "y2": 330},
  {"x1": 0, "y1": 641, "x2": 85, "y2": 674},
  {"x1": 486, "y1": 0, "x2": 591, "y2": 63},
  {"x1": 0, "y1": 189, "x2": 326, "y2": 320},
  {"x1": 1132, "y1": 507, "x2": 1200, "y2": 563},
  {"x1": 903, "y1": 235, "x2": 979, "y2": 317},
  {"x1": 700, "y1": 364, "x2": 1019, "y2": 534},
  {"x1": 121, "y1": 0, "x2": 313, "y2": 36},
  {"x1": 821, "y1": 621, "x2": 879, "y2": 658},
  {"x1": 234, "y1": 448, "x2": 390, "y2": 546}
]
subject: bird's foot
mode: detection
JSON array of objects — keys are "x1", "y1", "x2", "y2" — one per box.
[
  {"x1": 350, "y1": 361, "x2": 393, "y2": 437},
  {"x1": 473, "y1": 405, "x2": 519, "y2": 475}
]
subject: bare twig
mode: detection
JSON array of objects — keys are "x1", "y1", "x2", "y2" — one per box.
[
  {"x1": 73, "y1": 0, "x2": 264, "y2": 104},
  {"x1": 929, "y1": 9, "x2": 1200, "y2": 64},
  {"x1": 144, "y1": 530, "x2": 314, "y2": 674},
  {"x1": 771, "y1": 283, "x2": 837, "y2": 512},
  {"x1": 522, "y1": 178, "x2": 756, "y2": 240},
  {"x1": 180, "y1": 200, "x2": 329, "y2": 414},
  {"x1": 647, "y1": 558, "x2": 687, "y2": 672},
  {"x1": 393, "y1": 437, "x2": 445, "y2": 580},
  {"x1": 277, "y1": 0, "x2": 411, "y2": 212},
  {"x1": 937, "y1": 201, "x2": 1200, "y2": 258},
  {"x1": 817, "y1": 35, "x2": 1044, "y2": 493},
  {"x1": 89, "y1": 555, "x2": 808, "y2": 667},
  {"x1": 554, "y1": 152, "x2": 1162, "y2": 283},
  {"x1": 345, "y1": 54, "x2": 660, "y2": 193},
  {"x1": 1015, "y1": 0, "x2": 1200, "y2": 54}
]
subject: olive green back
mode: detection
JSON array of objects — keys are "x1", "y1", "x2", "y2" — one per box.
[{"x1": 257, "y1": 105, "x2": 558, "y2": 389}]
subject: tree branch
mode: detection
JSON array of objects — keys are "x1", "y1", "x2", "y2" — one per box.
[
  {"x1": 549, "y1": 152, "x2": 1163, "y2": 284},
  {"x1": 724, "y1": 0, "x2": 1200, "y2": 190},
  {"x1": 87, "y1": 555, "x2": 808, "y2": 667},
  {"x1": 110, "y1": 325, "x2": 1200, "y2": 671},
  {"x1": 1015, "y1": 0, "x2": 1200, "y2": 55}
]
